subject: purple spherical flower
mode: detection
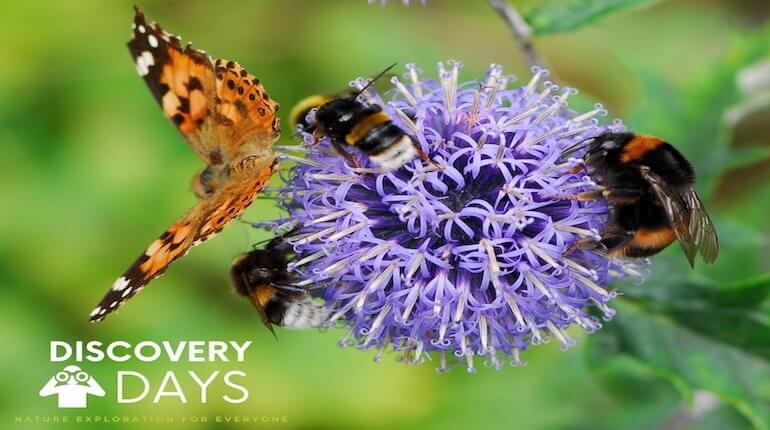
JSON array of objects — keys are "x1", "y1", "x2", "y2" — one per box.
[{"x1": 270, "y1": 62, "x2": 645, "y2": 372}]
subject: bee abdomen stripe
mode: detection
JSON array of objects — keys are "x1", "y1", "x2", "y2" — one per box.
[
  {"x1": 345, "y1": 112, "x2": 391, "y2": 146},
  {"x1": 289, "y1": 95, "x2": 334, "y2": 128},
  {"x1": 632, "y1": 228, "x2": 677, "y2": 249},
  {"x1": 620, "y1": 135, "x2": 665, "y2": 163}
]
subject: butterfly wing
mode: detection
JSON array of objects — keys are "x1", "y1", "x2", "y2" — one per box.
[
  {"x1": 91, "y1": 8, "x2": 281, "y2": 322},
  {"x1": 90, "y1": 155, "x2": 277, "y2": 322},
  {"x1": 642, "y1": 167, "x2": 719, "y2": 267},
  {"x1": 128, "y1": 7, "x2": 279, "y2": 163},
  {"x1": 128, "y1": 7, "x2": 220, "y2": 163}
]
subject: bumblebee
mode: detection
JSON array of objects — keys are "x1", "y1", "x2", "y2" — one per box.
[
  {"x1": 289, "y1": 94, "x2": 337, "y2": 130},
  {"x1": 295, "y1": 64, "x2": 428, "y2": 171},
  {"x1": 230, "y1": 233, "x2": 327, "y2": 334},
  {"x1": 558, "y1": 132, "x2": 719, "y2": 267}
]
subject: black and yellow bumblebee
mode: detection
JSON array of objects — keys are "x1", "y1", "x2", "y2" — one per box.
[
  {"x1": 230, "y1": 232, "x2": 327, "y2": 334},
  {"x1": 558, "y1": 132, "x2": 719, "y2": 267},
  {"x1": 290, "y1": 64, "x2": 428, "y2": 171}
]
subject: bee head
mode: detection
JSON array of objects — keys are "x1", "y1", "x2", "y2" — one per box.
[
  {"x1": 230, "y1": 250, "x2": 288, "y2": 297},
  {"x1": 586, "y1": 132, "x2": 635, "y2": 157},
  {"x1": 313, "y1": 97, "x2": 363, "y2": 135}
]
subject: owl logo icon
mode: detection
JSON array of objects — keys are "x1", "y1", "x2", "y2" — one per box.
[{"x1": 39, "y1": 365, "x2": 105, "y2": 408}]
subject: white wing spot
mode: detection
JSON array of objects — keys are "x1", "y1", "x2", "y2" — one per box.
[
  {"x1": 148, "y1": 34, "x2": 158, "y2": 48},
  {"x1": 89, "y1": 307, "x2": 101, "y2": 317},
  {"x1": 121, "y1": 287, "x2": 133, "y2": 298},
  {"x1": 98, "y1": 308, "x2": 107, "y2": 315},
  {"x1": 112, "y1": 276, "x2": 130, "y2": 291},
  {"x1": 136, "y1": 51, "x2": 155, "y2": 77},
  {"x1": 138, "y1": 25, "x2": 146, "y2": 33},
  {"x1": 110, "y1": 301, "x2": 118, "y2": 308}
]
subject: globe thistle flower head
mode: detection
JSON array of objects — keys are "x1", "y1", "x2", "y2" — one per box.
[{"x1": 272, "y1": 62, "x2": 646, "y2": 372}]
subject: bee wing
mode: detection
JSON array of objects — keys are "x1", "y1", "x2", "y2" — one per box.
[
  {"x1": 90, "y1": 156, "x2": 277, "y2": 322},
  {"x1": 642, "y1": 168, "x2": 719, "y2": 267}
]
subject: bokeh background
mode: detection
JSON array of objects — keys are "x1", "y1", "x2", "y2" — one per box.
[{"x1": 2, "y1": 0, "x2": 770, "y2": 429}]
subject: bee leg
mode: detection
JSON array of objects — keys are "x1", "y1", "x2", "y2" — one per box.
[
  {"x1": 551, "y1": 190, "x2": 605, "y2": 201},
  {"x1": 563, "y1": 238, "x2": 605, "y2": 256},
  {"x1": 410, "y1": 137, "x2": 439, "y2": 169},
  {"x1": 564, "y1": 230, "x2": 635, "y2": 258},
  {"x1": 330, "y1": 139, "x2": 361, "y2": 169},
  {"x1": 602, "y1": 188, "x2": 642, "y2": 205},
  {"x1": 304, "y1": 129, "x2": 323, "y2": 148},
  {"x1": 568, "y1": 164, "x2": 585, "y2": 174}
]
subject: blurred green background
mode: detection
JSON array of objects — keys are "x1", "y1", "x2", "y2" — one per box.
[{"x1": 2, "y1": 0, "x2": 770, "y2": 429}]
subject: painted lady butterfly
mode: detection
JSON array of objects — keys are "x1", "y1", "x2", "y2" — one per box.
[{"x1": 90, "y1": 7, "x2": 280, "y2": 322}]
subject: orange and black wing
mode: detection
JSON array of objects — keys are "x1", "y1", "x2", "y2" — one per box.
[
  {"x1": 128, "y1": 7, "x2": 218, "y2": 163},
  {"x1": 128, "y1": 7, "x2": 279, "y2": 163},
  {"x1": 90, "y1": 9, "x2": 280, "y2": 322},
  {"x1": 642, "y1": 168, "x2": 719, "y2": 267},
  {"x1": 90, "y1": 156, "x2": 277, "y2": 322}
]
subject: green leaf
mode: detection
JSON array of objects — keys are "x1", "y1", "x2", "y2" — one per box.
[
  {"x1": 588, "y1": 298, "x2": 770, "y2": 429},
  {"x1": 524, "y1": 0, "x2": 663, "y2": 36},
  {"x1": 623, "y1": 273, "x2": 770, "y2": 362}
]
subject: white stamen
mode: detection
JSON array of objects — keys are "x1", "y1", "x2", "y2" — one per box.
[
  {"x1": 319, "y1": 256, "x2": 353, "y2": 277},
  {"x1": 499, "y1": 104, "x2": 541, "y2": 128},
  {"x1": 396, "y1": 196, "x2": 421, "y2": 218},
  {"x1": 390, "y1": 106, "x2": 420, "y2": 136},
  {"x1": 527, "y1": 242, "x2": 562, "y2": 271},
  {"x1": 525, "y1": 271, "x2": 553, "y2": 300},
  {"x1": 373, "y1": 332, "x2": 391, "y2": 362},
  {"x1": 546, "y1": 320, "x2": 574, "y2": 349},
  {"x1": 561, "y1": 257, "x2": 595, "y2": 277},
  {"x1": 576, "y1": 273, "x2": 610, "y2": 297},
  {"x1": 505, "y1": 293, "x2": 525, "y2": 327},
  {"x1": 293, "y1": 225, "x2": 336, "y2": 245},
  {"x1": 307, "y1": 173, "x2": 356, "y2": 182},
  {"x1": 559, "y1": 125, "x2": 595, "y2": 139},
  {"x1": 406, "y1": 64, "x2": 423, "y2": 98},
  {"x1": 555, "y1": 223, "x2": 600, "y2": 239},
  {"x1": 390, "y1": 77, "x2": 418, "y2": 107},
  {"x1": 363, "y1": 304, "x2": 392, "y2": 347},
  {"x1": 327, "y1": 222, "x2": 366, "y2": 242},
  {"x1": 480, "y1": 239, "x2": 500, "y2": 273},
  {"x1": 401, "y1": 280, "x2": 423, "y2": 321},
  {"x1": 405, "y1": 252, "x2": 424, "y2": 283},
  {"x1": 278, "y1": 153, "x2": 323, "y2": 168},
  {"x1": 308, "y1": 209, "x2": 349, "y2": 225},
  {"x1": 358, "y1": 241, "x2": 393, "y2": 264},
  {"x1": 571, "y1": 104, "x2": 606, "y2": 124},
  {"x1": 479, "y1": 314, "x2": 489, "y2": 353},
  {"x1": 524, "y1": 67, "x2": 548, "y2": 97}
]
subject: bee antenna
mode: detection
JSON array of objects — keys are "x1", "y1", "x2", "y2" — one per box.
[
  {"x1": 354, "y1": 62, "x2": 398, "y2": 98},
  {"x1": 557, "y1": 135, "x2": 598, "y2": 163}
]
